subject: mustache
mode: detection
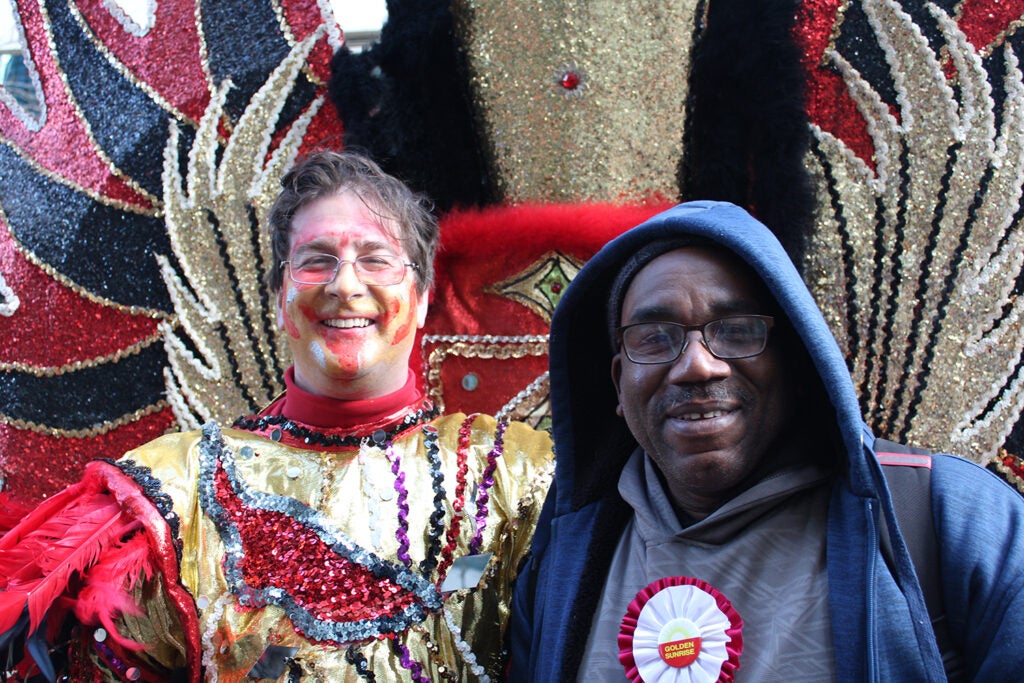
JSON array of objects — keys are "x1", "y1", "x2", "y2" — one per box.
[{"x1": 657, "y1": 383, "x2": 753, "y2": 408}]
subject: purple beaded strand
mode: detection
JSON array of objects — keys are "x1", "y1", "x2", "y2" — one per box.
[
  {"x1": 384, "y1": 438, "x2": 413, "y2": 566},
  {"x1": 392, "y1": 639, "x2": 431, "y2": 683},
  {"x1": 469, "y1": 420, "x2": 507, "y2": 555}
]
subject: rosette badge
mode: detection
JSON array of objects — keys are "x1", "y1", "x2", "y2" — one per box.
[{"x1": 618, "y1": 577, "x2": 743, "y2": 682}]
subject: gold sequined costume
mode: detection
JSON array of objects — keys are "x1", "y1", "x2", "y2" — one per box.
[{"x1": 0, "y1": 391, "x2": 552, "y2": 682}]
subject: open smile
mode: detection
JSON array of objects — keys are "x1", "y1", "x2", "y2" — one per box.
[
  {"x1": 322, "y1": 317, "x2": 374, "y2": 329},
  {"x1": 676, "y1": 409, "x2": 730, "y2": 420}
]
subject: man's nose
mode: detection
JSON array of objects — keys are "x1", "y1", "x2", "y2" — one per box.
[
  {"x1": 324, "y1": 260, "x2": 365, "y2": 296},
  {"x1": 666, "y1": 331, "x2": 731, "y2": 383}
]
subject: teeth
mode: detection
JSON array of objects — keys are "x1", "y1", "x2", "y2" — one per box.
[
  {"x1": 323, "y1": 318, "x2": 372, "y2": 329},
  {"x1": 680, "y1": 410, "x2": 726, "y2": 420}
]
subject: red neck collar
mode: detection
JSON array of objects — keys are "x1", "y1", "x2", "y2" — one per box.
[{"x1": 262, "y1": 366, "x2": 426, "y2": 432}]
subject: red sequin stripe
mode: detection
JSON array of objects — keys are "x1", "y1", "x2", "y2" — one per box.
[
  {"x1": 436, "y1": 414, "x2": 477, "y2": 582},
  {"x1": 0, "y1": 227, "x2": 161, "y2": 368},
  {"x1": 0, "y1": 409, "x2": 176, "y2": 506}
]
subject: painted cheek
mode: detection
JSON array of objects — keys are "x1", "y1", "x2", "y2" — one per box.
[
  {"x1": 310, "y1": 341, "x2": 328, "y2": 370},
  {"x1": 388, "y1": 297, "x2": 415, "y2": 347},
  {"x1": 281, "y1": 306, "x2": 301, "y2": 339}
]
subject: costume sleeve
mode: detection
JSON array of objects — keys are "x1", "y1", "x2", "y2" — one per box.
[
  {"x1": 930, "y1": 454, "x2": 1024, "y2": 681},
  {"x1": 0, "y1": 460, "x2": 201, "y2": 682}
]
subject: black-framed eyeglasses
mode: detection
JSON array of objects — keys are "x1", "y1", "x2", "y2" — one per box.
[
  {"x1": 281, "y1": 251, "x2": 417, "y2": 286},
  {"x1": 617, "y1": 315, "x2": 775, "y2": 364}
]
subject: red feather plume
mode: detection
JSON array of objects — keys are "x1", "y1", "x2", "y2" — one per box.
[{"x1": 0, "y1": 477, "x2": 154, "y2": 644}]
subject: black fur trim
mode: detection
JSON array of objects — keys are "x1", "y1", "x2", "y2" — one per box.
[
  {"x1": 329, "y1": 0, "x2": 492, "y2": 210},
  {"x1": 679, "y1": 0, "x2": 816, "y2": 263}
]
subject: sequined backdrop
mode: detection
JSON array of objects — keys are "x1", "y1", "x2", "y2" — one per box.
[{"x1": 2, "y1": 0, "x2": 1023, "y2": 504}]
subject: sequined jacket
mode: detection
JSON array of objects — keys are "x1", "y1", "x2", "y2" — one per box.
[
  {"x1": 1, "y1": 411, "x2": 553, "y2": 682},
  {"x1": 509, "y1": 201, "x2": 1024, "y2": 682}
]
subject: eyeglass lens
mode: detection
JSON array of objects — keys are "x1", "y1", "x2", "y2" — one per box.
[
  {"x1": 288, "y1": 251, "x2": 407, "y2": 286},
  {"x1": 620, "y1": 316, "x2": 772, "y2": 363}
]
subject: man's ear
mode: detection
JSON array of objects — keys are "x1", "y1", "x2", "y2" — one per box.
[
  {"x1": 415, "y1": 289, "x2": 429, "y2": 328},
  {"x1": 611, "y1": 353, "x2": 625, "y2": 417}
]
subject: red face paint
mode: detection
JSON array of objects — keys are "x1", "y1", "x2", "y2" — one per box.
[{"x1": 280, "y1": 191, "x2": 427, "y2": 400}]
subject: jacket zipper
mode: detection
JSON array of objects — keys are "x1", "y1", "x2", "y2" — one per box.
[{"x1": 866, "y1": 498, "x2": 878, "y2": 681}]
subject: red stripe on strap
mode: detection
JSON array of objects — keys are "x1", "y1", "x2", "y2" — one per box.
[{"x1": 876, "y1": 452, "x2": 932, "y2": 468}]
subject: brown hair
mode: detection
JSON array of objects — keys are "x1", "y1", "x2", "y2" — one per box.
[{"x1": 266, "y1": 150, "x2": 438, "y2": 294}]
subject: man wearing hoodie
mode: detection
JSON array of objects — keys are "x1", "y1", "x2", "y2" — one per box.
[{"x1": 509, "y1": 201, "x2": 1024, "y2": 682}]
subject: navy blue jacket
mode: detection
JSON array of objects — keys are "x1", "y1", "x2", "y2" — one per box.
[{"x1": 510, "y1": 201, "x2": 1024, "y2": 681}]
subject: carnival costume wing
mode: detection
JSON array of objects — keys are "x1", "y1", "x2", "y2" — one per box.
[
  {"x1": 801, "y1": 0, "x2": 1024, "y2": 461},
  {"x1": 158, "y1": 27, "x2": 330, "y2": 431},
  {"x1": 0, "y1": 0, "x2": 343, "y2": 505}
]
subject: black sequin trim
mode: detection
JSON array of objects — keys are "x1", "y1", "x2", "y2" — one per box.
[
  {"x1": 105, "y1": 459, "x2": 183, "y2": 561},
  {"x1": 345, "y1": 645, "x2": 376, "y2": 682},
  {"x1": 287, "y1": 659, "x2": 303, "y2": 683},
  {"x1": 419, "y1": 425, "x2": 446, "y2": 578},
  {"x1": 231, "y1": 404, "x2": 440, "y2": 448}
]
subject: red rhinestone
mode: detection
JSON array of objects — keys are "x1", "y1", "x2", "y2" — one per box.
[{"x1": 561, "y1": 72, "x2": 580, "y2": 90}]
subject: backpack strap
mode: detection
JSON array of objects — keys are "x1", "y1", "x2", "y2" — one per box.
[{"x1": 875, "y1": 439, "x2": 965, "y2": 680}]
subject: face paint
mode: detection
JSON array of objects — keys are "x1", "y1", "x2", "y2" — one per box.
[
  {"x1": 310, "y1": 341, "x2": 328, "y2": 370},
  {"x1": 278, "y1": 289, "x2": 302, "y2": 339},
  {"x1": 387, "y1": 295, "x2": 417, "y2": 347},
  {"x1": 281, "y1": 191, "x2": 427, "y2": 399}
]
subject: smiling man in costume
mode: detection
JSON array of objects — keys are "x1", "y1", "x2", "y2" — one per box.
[
  {"x1": 510, "y1": 201, "x2": 1024, "y2": 682},
  {"x1": 0, "y1": 151, "x2": 553, "y2": 681}
]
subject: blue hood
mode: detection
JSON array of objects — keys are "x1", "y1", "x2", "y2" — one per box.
[{"x1": 548, "y1": 201, "x2": 873, "y2": 515}]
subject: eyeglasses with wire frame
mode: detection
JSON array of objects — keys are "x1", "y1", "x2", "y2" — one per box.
[
  {"x1": 617, "y1": 315, "x2": 775, "y2": 364},
  {"x1": 281, "y1": 251, "x2": 418, "y2": 286}
]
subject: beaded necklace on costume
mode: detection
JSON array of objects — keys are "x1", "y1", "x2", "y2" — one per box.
[{"x1": 231, "y1": 367, "x2": 439, "y2": 450}]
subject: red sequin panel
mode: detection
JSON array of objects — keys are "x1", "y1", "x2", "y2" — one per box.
[
  {"x1": 958, "y1": 0, "x2": 1024, "y2": 51},
  {"x1": 278, "y1": 2, "x2": 337, "y2": 83},
  {"x1": 213, "y1": 467, "x2": 419, "y2": 624},
  {"x1": 795, "y1": 0, "x2": 878, "y2": 168},
  {"x1": 0, "y1": 223, "x2": 160, "y2": 367},
  {"x1": 0, "y1": 408, "x2": 175, "y2": 504},
  {"x1": 424, "y1": 203, "x2": 669, "y2": 415}
]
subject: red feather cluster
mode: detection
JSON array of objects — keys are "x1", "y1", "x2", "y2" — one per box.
[{"x1": 0, "y1": 477, "x2": 155, "y2": 651}]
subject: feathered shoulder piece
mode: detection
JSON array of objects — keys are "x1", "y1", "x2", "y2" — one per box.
[{"x1": 0, "y1": 460, "x2": 201, "y2": 681}]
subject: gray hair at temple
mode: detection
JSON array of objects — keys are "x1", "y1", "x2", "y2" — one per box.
[{"x1": 266, "y1": 150, "x2": 439, "y2": 295}]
